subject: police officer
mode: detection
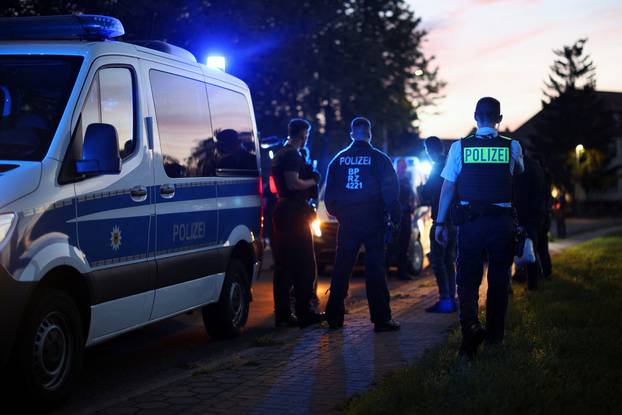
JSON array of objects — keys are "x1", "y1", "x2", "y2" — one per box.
[
  {"x1": 394, "y1": 158, "x2": 416, "y2": 280},
  {"x1": 324, "y1": 117, "x2": 402, "y2": 332},
  {"x1": 271, "y1": 119, "x2": 324, "y2": 328},
  {"x1": 513, "y1": 151, "x2": 547, "y2": 290},
  {"x1": 420, "y1": 136, "x2": 457, "y2": 313},
  {"x1": 435, "y1": 97, "x2": 524, "y2": 358}
]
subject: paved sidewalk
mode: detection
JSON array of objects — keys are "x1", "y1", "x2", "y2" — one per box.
[
  {"x1": 549, "y1": 223, "x2": 622, "y2": 254},
  {"x1": 552, "y1": 216, "x2": 622, "y2": 239},
  {"x1": 95, "y1": 279, "x2": 455, "y2": 415}
]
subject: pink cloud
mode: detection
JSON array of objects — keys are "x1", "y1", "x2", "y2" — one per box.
[{"x1": 474, "y1": 26, "x2": 550, "y2": 57}]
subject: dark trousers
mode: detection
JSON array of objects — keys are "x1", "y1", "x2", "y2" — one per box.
[
  {"x1": 396, "y1": 213, "x2": 412, "y2": 277},
  {"x1": 538, "y1": 219, "x2": 552, "y2": 278},
  {"x1": 457, "y1": 213, "x2": 515, "y2": 342},
  {"x1": 429, "y1": 223, "x2": 457, "y2": 300},
  {"x1": 326, "y1": 221, "x2": 392, "y2": 324},
  {"x1": 555, "y1": 214, "x2": 567, "y2": 238},
  {"x1": 524, "y1": 220, "x2": 543, "y2": 290},
  {"x1": 272, "y1": 200, "x2": 316, "y2": 321}
]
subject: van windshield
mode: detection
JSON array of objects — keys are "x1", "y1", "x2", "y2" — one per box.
[{"x1": 0, "y1": 55, "x2": 83, "y2": 161}]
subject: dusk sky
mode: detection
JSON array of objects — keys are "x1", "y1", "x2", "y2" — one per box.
[{"x1": 408, "y1": 0, "x2": 622, "y2": 139}]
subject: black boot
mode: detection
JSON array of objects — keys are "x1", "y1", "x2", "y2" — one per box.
[
  {"x1": 298, "y1": 312, "x2": 326, "y2": 329},
  {"x1": 459, "y1": 324, "x2": 486, "y2": 360},
  {"x1": 275, "y1": 313, "x2": 298, "y2": 328},
  {"x1": 374, "y1": 319, "x2": 401, "y2": 332}
]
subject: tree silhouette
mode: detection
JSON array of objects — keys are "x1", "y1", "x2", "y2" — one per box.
[
  {"x1": 543, "y1": 38, "x2": 595, "y2": 102},
  {"x1": 533, "y1": 39, "x2": 615, "y2": 194},
  {"x1": 2, "y1": 0, "x2": 444, "y2": 160}
]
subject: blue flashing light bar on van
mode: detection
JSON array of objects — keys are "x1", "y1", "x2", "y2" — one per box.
[
  {"x1": 206, "y1": 55, "x2": 226, "y2": 71},
  {"x1": 0, "y1": 14, "x2": 125, "y2": 41}
]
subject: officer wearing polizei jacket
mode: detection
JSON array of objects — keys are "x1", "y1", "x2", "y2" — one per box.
[
  {"x1": 435, "y1": 97, "x2": 524, "y2": 359},
  {"x1": 324, "y1": 117, "x2": 402, "y2": 332}
]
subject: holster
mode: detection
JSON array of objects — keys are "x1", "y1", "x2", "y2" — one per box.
[{"x1": 449, "y1": 204, "x2": 471, "y2": 226}]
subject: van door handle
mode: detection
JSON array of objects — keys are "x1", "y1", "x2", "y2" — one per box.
[
  {"x1": 160, "y1": 184, "x2": 175, "y2": 199},
  {"x1": 130, "y1": 185, "x2": 148, "y2": 202}
]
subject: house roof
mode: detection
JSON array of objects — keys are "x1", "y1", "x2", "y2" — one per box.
[{"x1": 511, "y1": 90, "x2": 622, "y2": 145}]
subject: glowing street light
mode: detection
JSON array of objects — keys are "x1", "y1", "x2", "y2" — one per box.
[
  {"x1": 575, "y1": 144, "x2": 585, "y2": 163},
  {"x1": 206, "y1": 55, "x2": 226, "y2": 71}
]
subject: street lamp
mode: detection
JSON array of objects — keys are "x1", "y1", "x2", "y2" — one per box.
[{"x1": 575, "y1": 144, "x2": 585, "y2": 163}]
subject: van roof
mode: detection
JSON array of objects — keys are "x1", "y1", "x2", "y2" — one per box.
[{"x1": 0, "y1": 40, "x2": 248, "y2": 89}]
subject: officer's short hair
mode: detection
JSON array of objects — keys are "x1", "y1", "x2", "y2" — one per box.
[
  {"x1": 288, "y1": 118, "x2": 311, "y2": 139},
  {"x1": 475, "y1": 97, "x2": 501, "y2": 122},
  {"x1": 424, "y1": 136, "x2": 443, "y2": 154},
  {"x1": 351, "y1": 117, "x2": 371, "y2": 131}
]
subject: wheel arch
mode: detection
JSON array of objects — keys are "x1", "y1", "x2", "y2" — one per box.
[
  {"x1": 227, "y1": 241, "x2": 255, "y2": 288},
  {"x1": 30, "y1": 266, "x2": 93, "y2": 340}
]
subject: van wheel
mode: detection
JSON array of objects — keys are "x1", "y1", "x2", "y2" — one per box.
[
  {"x1": 15, "y1": 289, "x2": 84, "y2": 409},
  {"x1": 408, "y1": 237, "x2": 424, "y2": 276},
  {"x1": 202, "y1": 259, "x2": 250, "y2": 339}
]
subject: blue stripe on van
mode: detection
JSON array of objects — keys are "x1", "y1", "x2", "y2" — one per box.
[
  {"x1": 7, "y1": 202, "x2": 77, "y2": 275},
  {"x1": 218, "y1": 181, "x2": 258, "y2": 197},
  {"x1": 77, "y1": 190, "x2": 150, "y2": 215},
  {"x1": 218, "y1": 206, "x2": 261, "y2": 243}
]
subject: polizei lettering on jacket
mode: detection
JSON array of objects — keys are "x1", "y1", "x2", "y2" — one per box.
[
  {"x1": 339, "y1": 156, "x2": 372, "y2": 166},
  {"x1": 463, "y1": 147, "x2": 509, "y2": 164}
]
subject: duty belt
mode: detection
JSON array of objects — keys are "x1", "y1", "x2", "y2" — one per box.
[{"x1": 467, "y1": 202, "x2": 513, "y2": 216}]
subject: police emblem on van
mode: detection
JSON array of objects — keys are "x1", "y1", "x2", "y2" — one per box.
[{"x1": 110, "y1": 225, "x2": 122, "y2": 251}]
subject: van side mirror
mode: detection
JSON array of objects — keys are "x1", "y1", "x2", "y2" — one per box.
[{"x1": 75, "y1": 123, "x2": 121, "y2": 175}]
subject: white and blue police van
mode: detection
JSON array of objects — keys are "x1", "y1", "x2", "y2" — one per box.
[{"x1": 0, "y1": 14, "x2": 263, "y2": 405}]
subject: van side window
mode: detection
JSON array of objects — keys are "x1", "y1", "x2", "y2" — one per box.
[
  {"x1": 79, "y1": 67, "x2": 135, "y2": 159},
  {"x1": 206, "y1": 85, "x2": 258, "y2": 173},
  {"x1": 150, "y1": 70, "x2": 215, "y2": 178}
]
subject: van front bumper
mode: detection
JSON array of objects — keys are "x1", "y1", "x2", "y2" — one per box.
[{"x1": 0, "y1": 265, "x2": 36, "y2": 367}]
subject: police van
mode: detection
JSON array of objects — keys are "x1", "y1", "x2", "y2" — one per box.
[{"x1": 0, "y1": 15, "x2": 262, "y2": 405}]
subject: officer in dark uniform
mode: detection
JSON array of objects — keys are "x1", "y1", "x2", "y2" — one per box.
[
  {"x1": 324, "y1": 117, "x2": 402, "y2": 332},
  {"x1": 394, "y1": 158, "x2": 416, "y2": 280},
  {"x1": 435, "y1": 97, "x2": 524, "y2": 358},
  {"x1": 297, "y1": 147, "x2": 321, "y2": 312},
  {"x1": 419, "y1": 136, "x2": 457, "y2": 313},
  {"x1": 271, "y1": 119, "x2": 324, "y2": 328},
  {"x1": 513, "y1": 152, "x2": 547, "y2": 290}
]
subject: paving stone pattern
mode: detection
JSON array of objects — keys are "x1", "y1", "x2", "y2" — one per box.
[{"x1": 97, "y1": 280, "x2": 457, "y2": 415}]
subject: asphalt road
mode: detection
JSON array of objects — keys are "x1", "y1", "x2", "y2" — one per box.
[{"x1": 36, "y1": 251, "x2": 424, "y2": 414}]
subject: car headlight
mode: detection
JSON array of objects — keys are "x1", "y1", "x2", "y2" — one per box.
[
  {"x1": 0, "y1": 213, "x2": 15, "y2": 244},
  {"x1": 311, "y1": 218, "x2": 322, "y2": 238}
]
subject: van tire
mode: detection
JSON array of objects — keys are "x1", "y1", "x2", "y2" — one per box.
[
  {"x1": 202, "y1": 259, "x2": 250, "y2": 339},
  {"x1": 15, "y1": 289, "x2": 84, "y2": 410},
  {"x1": 408, "y1": 236, "x2": 424, "y2": 276}
]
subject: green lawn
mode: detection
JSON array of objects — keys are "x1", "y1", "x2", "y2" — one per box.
[{"x1": 346, "y1": 234, "x2": 622, "y2": 415}]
